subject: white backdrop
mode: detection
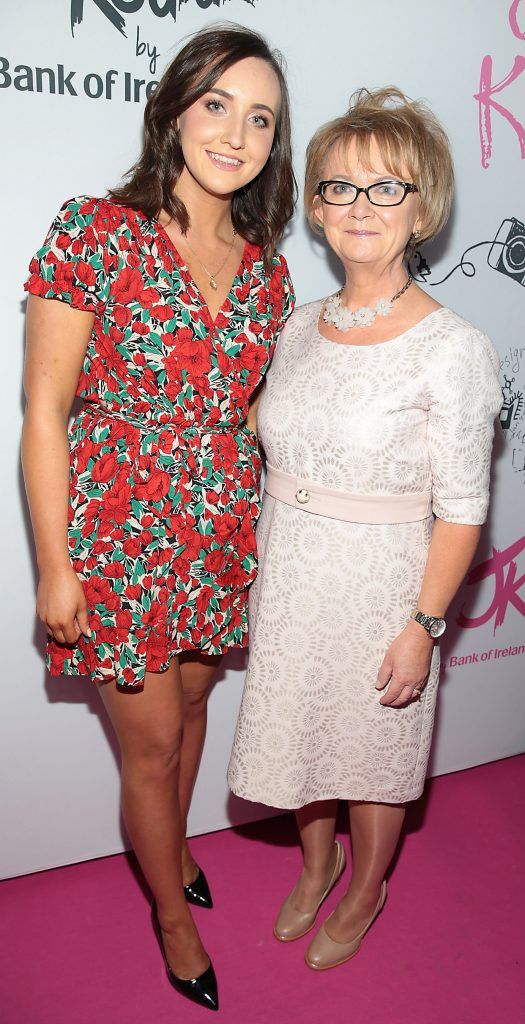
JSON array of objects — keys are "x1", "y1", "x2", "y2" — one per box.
[{"x1": 1, "y1": 0, "x2": 524, "y2": 879}]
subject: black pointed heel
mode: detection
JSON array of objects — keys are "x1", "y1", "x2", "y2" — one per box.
[
  {"x1": 184, "y1": 866, "x2": 213, "y2": 909},
  {"x1": 151, "y1": 902, "x2": 219, "y2": 1012}
]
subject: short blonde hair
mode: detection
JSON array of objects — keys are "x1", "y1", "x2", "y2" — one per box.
[{"x1": 305, "y1": 87, "x2": 454, "y2": 254}]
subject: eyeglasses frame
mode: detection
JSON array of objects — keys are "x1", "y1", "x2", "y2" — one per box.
[{"x1": 317, "y1": 179, "x2": 419, "y2": 207}]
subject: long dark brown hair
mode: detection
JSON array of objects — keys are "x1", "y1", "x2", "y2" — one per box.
[{"x1": 110, "y1": 23, "x2": 296, "y2": 268}]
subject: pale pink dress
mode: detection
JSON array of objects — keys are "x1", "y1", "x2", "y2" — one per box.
[{"x1": 228, "y1": 303, "x2": 502, "y2": 806}]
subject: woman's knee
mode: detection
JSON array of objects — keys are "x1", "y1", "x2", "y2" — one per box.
[
  {"x1": 122, "y1": 728, "x2": 184, "y2": 778},
  {"x1": 183, "y1": 684, "x2": 211, "y2": 718}
]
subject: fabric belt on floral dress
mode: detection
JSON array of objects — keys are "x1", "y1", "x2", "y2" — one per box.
[
  {"x1": 264, "y1": 463, "x2": 432, "y2": 525},
  {"x1": 83, "y1": 403, "x2": 241, "y2": 435}
]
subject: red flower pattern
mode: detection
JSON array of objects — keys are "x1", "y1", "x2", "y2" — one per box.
[{"x1": 25, "y1": 197, "x2": 294, "y2": 686}]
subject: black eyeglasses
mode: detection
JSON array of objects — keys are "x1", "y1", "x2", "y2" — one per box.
[{"x1": 317, "y1": 179, "x2": 419, "y2": 207}]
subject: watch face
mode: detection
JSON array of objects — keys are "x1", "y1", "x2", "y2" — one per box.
[{"x1": 429, "y1": 618, "x2": 446, "y2": 638}]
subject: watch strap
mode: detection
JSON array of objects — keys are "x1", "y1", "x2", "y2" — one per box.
[{"x1": 412, "y1": 610, "x2": 446, "y2": 636}]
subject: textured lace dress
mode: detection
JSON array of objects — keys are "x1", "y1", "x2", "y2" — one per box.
[{"x1": 228, "y1": 301, "x2": 502, "y2": 805}]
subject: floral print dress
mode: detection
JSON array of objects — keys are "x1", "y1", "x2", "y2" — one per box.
[{"x1": 25, "y1": 196, "x2": 294, "y2": 687}]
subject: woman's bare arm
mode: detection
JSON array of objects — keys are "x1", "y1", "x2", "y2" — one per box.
[
  {"x1": 414, "y1": 519, "x2": 481, "y2": 619},
  {"x1": 22, "y1": 295, "x2": 94, "y2": 643},
  {"x1": 376, "y1": 519, "x2": 481, "y2": 707}
]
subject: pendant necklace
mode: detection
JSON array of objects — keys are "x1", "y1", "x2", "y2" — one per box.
[
  {"x1": 183, "y1": 228, "x2": 237, "y2": 291},
  {"x1": 323, "y1": 275, "x2": 413, "y2": 330}
]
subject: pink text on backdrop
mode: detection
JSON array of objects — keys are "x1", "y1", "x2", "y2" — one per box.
[
  {"x1": 509, "y1": 0, "x2": 525, "y2": 40},
  {"x1": 458, "y1": 535, "x2": 525, "y2": 633},
  {"x1": 475, "y1": 2, "x2": 525, "y2": 167}
]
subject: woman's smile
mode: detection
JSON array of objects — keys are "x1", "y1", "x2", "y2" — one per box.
[{"x1": 205, "y1": 150, "x2": 245, "y2": 171}]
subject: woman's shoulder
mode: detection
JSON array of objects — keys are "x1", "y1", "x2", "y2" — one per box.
[
  {"x1": 26, "y1": 195, "x2": 131, "y2": 308},
  {"x1": 273, "y1": 298, "x2": 323, "y2": 343},
  {"x1": 286, "y1": 297, "x2": 324, "y2": 327},
  {"x1": 51, "y1": 195, "x2": 139, "y2": 239},
  {"x1": 426, "y1": 307, "x2": 500, "y2": 374}
]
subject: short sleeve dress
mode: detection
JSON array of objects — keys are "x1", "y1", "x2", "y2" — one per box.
[
  {"x1": 227, "y1": 302, "x2": 502, "y2": 806},
  {"x1": 25, "y1": 196, "x2": 295, "y2": 688}
]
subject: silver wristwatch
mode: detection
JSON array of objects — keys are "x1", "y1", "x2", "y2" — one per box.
[{"x1": 412, "y1": 609, "x2": 447, "y2": 638}]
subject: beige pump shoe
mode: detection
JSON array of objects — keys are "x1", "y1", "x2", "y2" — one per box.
[
  {"x1": 305, "y1": 880, "x2": 387, "y2": 970},
  {"x1": 274, "y1": 840, "x2": 347, "y2": 943}
]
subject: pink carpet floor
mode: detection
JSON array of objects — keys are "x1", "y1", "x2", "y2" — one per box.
[{"x1": 2, "y1": 755, "x2": 524, "y2": 1024}]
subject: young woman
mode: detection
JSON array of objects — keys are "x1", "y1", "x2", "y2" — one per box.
[{"x1": 22, "y1": 24, "x2": 295, "y2": 1012}]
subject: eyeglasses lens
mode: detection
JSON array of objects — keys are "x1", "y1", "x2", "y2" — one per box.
[
  {"x1": 322, "y1": 181, "x2": 408, "y2": 206},
  {"x1": 368, "y1": 182, "x2": 407, "y2": 206}
]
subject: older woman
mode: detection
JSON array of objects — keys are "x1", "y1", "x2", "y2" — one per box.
[{"x1": 228, "y1": 88, "x2": 502, "y2": 970}]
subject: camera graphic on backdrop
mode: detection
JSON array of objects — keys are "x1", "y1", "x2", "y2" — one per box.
[
  {"x1": 409, "y1": 212, "x2": 525, "y2": 291},
  {"x1": 488, "y1": 218, "x2": 525, "y2": 287}
]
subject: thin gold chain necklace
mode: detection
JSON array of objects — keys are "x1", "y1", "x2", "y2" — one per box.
[{"x1": 183, "y1": 228, "x2": 237, "y2": 291}]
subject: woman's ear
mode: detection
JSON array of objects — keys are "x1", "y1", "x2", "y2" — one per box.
[
  {"x1": 312, "y1": 195, "x2": 324, "y2": 230},
  {"x1": 411, "y1": 197, "x2": 423, "y2": 237}
]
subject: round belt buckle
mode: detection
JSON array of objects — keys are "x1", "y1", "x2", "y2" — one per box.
[{"x1": 296, "y1": 488, "x2": 310, "y2": 505}]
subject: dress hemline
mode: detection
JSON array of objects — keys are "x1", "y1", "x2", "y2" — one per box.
[
  {"x1": 46, "y1": 635, "x2": 249, "y2": 687},
  {"x1": 227, "y1": 783, "x2": 423, "y2": 808}
]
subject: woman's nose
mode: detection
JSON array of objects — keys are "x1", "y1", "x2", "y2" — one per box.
[
  {"x1": 220, "y1": 116, "x2": 246, "y2": 151},
  {"x1": 348, "y1": 191, "x2": 373, "y2": 218}
]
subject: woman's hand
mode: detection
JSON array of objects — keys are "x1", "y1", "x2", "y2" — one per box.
[
  {"x1": 375, "y1": 620, "x2": 434, "y2": 707},
  {"x1": 36, "y1": 566, "x2": 91, "y2": 645}
]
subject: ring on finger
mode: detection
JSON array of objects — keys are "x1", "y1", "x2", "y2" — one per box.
[{"x1": 412, "y1": 687, "x2": 422, "y2": 698}]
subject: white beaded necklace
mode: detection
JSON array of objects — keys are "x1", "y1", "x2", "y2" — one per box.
[{"x1": 323, "y1": 276, "x2": 413, "y2": 330}]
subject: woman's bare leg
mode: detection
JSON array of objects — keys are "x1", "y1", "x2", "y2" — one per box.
[
  {"x1": 291, "y1": 800, "x2": 339, "y2": 909},
  {"x1": 99, "y1": 663, "x2": 209, "y2": 979},
  {"x1": 178, "y1": 653, "x2": 221, "y2": 885},
  {"x1": 326, "y1": 801, "x2": 405, "y2": 941}
]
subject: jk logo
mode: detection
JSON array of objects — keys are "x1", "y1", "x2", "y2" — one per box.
[{"x1": 458, "y1": 536, "x2": 525, "y2": 633}]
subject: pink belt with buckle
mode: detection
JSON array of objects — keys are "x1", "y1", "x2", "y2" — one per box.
[{"x1": 264, "y1": 463, "x2": 432, "y2": 525}]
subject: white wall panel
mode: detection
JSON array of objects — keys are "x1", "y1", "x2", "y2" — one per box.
[{"x1": 1, "y1": 0, "x2": 524, "y2": 877}]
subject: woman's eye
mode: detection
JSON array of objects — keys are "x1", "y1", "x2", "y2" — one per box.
[
  {"x1": 206, "y1": 100, "x2": 224, "y2": 113},
  {"x1": 250, "y1": 114, "x2": 269, "y2": 128},
  {"x1": 378, "y1": 183, "x2": 398, "y2": 195},
  {"x1": 333, "y1": 183, "x2": 352, "y2": 194}
]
